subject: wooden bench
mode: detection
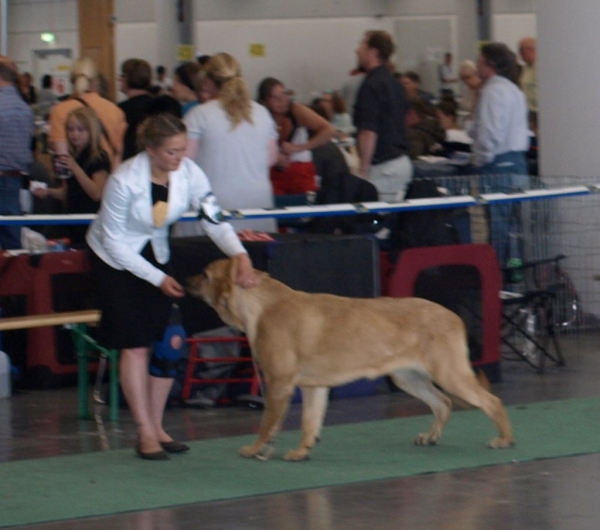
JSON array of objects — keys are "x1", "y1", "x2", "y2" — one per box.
[{"x1": 0, "y1": 310, "x2": 120, "y2": 422}]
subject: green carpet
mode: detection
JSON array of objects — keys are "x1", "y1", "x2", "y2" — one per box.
[{"x1": 3, "y1": 397, "x2": 600, "y2": 528}]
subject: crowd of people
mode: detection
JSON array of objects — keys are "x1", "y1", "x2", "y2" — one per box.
[{"x1": 0, "y1": 30, "x2": 538, "y2": 459}]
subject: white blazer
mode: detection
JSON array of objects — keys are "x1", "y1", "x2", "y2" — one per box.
[{"x1": 87, "y1": 152, "x2": 246, "y2": 287}]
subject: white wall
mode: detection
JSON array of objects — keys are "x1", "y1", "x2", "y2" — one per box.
[
  {"x1": 536, "y1": 0, "x2": 600, "y2": 316},
  {"x1": 7, "y1": 0, "x2": 78, "y2": 86},
  {"x1": 4, "y1": 0, "x2": 537, "y2": 93},
  {"x1": 193, "y1": 17, "x2": 387, "y2": 103},
  {"x1": 492, "y1": 13, "x2": 536, "y2": 53}
]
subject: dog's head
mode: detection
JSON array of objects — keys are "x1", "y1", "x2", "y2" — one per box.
[{"x1": 187, "y1": 257, "x2": 247, "y2": 330}]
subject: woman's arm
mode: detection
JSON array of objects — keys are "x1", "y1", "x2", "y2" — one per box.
[
  {"x1": 186, "y1": 137, "x2": 200, "y2": 160},
  {"x1": 268, "y1": 138, "x2": 279, "y2": 167},
  {"x1": 31, "y1": 181, "x2": 66, "y2": 202},
  {"x1": 281, "y1": 103, "x2": 335, "y2": 154},
  {"x1": 59, "y1": 154, "x2": 108, "y2": 202}
]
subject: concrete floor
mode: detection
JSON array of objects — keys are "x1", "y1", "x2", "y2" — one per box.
[{"x1": 1, "y1": 333, "x2": 600, "y2": 530}]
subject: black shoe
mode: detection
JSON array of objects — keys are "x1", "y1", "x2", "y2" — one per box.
[
  {"x1": 136, "y1": 445, "x2": 170, "y2": 461},
  {"x1": 160, "y1": 440, "x2": 190, "y2": 454}
]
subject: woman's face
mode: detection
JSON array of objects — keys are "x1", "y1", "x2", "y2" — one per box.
[
  {"x1": 460, "y1": 69, "x2": 482, "y2": 90},
  {"x1": 66, "y1": 117, "x2": 90, "y2": 153},
  {"x1": 147, "y1": 133, "x2": 187, "y2": 173},
  {"x1": 171, "y1": 75, "x2": 195, "y2": 103},
  {"x1": 198, "y1": 78, "x2": 218, "y2": 103},
  {"x1": 264, "y1": 83, "x2": 289, "y2": 115}
]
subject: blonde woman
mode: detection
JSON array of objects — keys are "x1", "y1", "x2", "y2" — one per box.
[
  {"x1": 86, "y1": 113, "x2": 255, "y2": 459},
  {"x1": 181, "y1": 53, "x2": 279, "y2": 234}
]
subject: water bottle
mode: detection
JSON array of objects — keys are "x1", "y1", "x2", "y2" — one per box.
[
  {"x1": 0, "y1": 351, "x2": 11, "y2": 399},
  {"x1": 508, "y1": 257, "x2": 523, "y2": 283}
]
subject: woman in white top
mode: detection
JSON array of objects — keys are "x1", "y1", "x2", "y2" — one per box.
[
  {"x1": 182, "y1": 53, "x2": 279, "y2": 233},
  {"x1": 87, "y1": 113, "x2": 255, "y2": 460}
]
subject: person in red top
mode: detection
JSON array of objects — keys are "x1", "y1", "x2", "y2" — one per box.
[{"x1": 258, "y1": 77, "x2": 335, "y2": 196}]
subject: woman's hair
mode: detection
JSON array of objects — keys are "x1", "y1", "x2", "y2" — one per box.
[
  {"x1": 256, "y1": 77, "x2": 284, "y2": 106},
  {"x1": 41, "y1": 74, "x2": 52, "y2": 89},
  {"x1": 137, "y1": 112, "x2": 187, "y2": 151},
  {"x1": 436, "y1": 98, "x2": 458, "y2": 119},
  {"x1": 70, "y1": 57, "x2": 98, "y2": 95},
  {"x1": 331, "y1": 91, "x2": 347, "y2": 114},
  {"x1": 65, "y1": 106, "x2": 103, "y2": 160},
  {"x1": 459, "y1": 59, "x2": 477, "y2": 75},
  {"x1": 121, "y1": 58, "x2": 152, "y2": 91},
  {"x1": 174, "y1": 61, "x2": 202, "y2": 92},
  {"x1": 204, "y1": 53, "x2": 253, "y2": 128}
]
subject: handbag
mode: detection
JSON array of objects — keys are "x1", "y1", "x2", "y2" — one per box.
[{"x1": 149, "y1": 303, "x2": 187, "y2": 378}]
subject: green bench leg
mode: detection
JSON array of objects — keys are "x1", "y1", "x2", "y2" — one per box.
[{"x1": 71, "y1": 323, "x2": 120, "y2": 422}]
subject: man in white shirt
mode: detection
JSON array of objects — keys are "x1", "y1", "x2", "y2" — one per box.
[
  {"x1": 471, "y1": 42, "x2": 529, "y2": 265},
  {"x1": 438, "y1": 52, "x2": 458, "y2": 96}
]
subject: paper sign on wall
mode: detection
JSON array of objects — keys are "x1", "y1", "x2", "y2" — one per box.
[
  {"x1": 177, "y1": 45, "x2": 195, "y2": 62},
  {"x1": 249, "y1": 43, "x2": 265, "y2": 57}
]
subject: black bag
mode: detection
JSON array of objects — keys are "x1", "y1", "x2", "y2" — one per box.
[
  {"x1": 384, "y1": 178, "x2": 460, "y2": 261},
  {"x1": 307, "y1": 172, "x2": 380, "y2": 234}
]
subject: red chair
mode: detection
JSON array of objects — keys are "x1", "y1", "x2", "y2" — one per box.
[
  {"x1": 383, "y1": 244, "x2": 502, "y2": 368},
  {"x1": 182, "y1": 336, "x2": 262, "y2": 406}
]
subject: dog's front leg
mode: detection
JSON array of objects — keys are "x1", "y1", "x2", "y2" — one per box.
[
  {"x1": 284, "y1": 386, "x2": 330, "y2": 461},
  {"x1": 239, "y1": 380, "x2": 295, "y2": 460}
]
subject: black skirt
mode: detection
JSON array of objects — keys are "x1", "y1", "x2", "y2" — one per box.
[{"x1": 89, "y1": 244, "x2": 172, "y2": 349}]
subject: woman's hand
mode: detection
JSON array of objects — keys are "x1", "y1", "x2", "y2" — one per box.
[
  {"x1": 235, "y1": 253, "x2": 257, "y2": 288},
  {"x1": 160, "y1": 275, "x2": 185, "y2": 298},
  {"x1": 275, "y1": 151, "x2": 290, "y2": 170},
  {"x1": 31, "y1": 187, "x2": 49, "y2": 199},
  {"x1": 280, "y1": 141, "x2": 304, "y2": 155},
  {"x1": 56, "y1": 153, "x2": 79, "y2": 173}
]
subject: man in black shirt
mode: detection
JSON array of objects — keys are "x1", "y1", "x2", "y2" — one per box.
[
  {"x1": 118, "y1": 59, "x2": 154, "y2": 160},
  {"x1": 354, "y1": 31, "x2": 413, "y2": 201}
]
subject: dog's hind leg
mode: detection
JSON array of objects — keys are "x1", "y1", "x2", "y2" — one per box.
[
  {"x1": 390, "y1": 368, "x2": 453, "y2": 446},
  {"x1": 284, "y1": 386, "x2": 330, "y2": 461},
  {"x1": 239, "y1": 378, "x2": 296, "y2": 460},
  {"x1": 436, "y1": 371, "x2": 514, "y2": 449}
]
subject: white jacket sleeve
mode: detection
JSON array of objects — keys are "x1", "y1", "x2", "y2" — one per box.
[
  {"x1": 99, "y1": 175, "x2": 167, "y2": 287},
  {"x1": 188, "y1": 162, "x2": 248, "y2": 258}
]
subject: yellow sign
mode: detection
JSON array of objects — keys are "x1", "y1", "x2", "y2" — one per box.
[
  {"x1": 177, "y1": 45, "x2": 195, "y2": 62},
  {"x1": 249, "y1": 43, "x2": 265, "y2": 58}
]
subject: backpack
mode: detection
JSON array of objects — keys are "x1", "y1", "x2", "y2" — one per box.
[{"x1": 385, "y1": 178, "x2": 460, "y2": 262}]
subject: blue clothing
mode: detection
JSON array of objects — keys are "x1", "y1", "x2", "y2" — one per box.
[
  {"x1": 0, "y1": 176, "x2": 23, "y2": 249},
  {"x1": 477, "y1": 151, "x2": 529, "y2": 266},
  {"x1": 0, "y1": 85, "x2": 34, "y2": 172},
  {"x1": 0, "y1": 85, "x2": 34, "y2": 249},
  {"x1": 181, "y1": 100, "x2": 199, "y2": 116},
  {"x1": 471, "y1": 75, "x2": 529, "y2": 167}
]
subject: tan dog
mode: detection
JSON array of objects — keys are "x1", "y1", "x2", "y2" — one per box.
[{"x1": 187, "y1": 257, "x2": 514, "y2": 461}]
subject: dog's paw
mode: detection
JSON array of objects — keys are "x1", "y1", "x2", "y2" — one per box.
[
  {"x1": 284, "y1": 448, "x2": 311, "y2": 461},
  {"x1": 414, "y1": 432, "x2": 439, "y2": 446},
  {"x1": 487, "y1": 437, "x2": 515, "y2": 449},
  {"x1": 239, "y1": 442, "x2": 275, "y2": 460},
  {"x1": 239, "y1": 444, "x2": 261, "y2": 458}
]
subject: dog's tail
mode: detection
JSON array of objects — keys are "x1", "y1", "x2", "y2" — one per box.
[{"x1": 449, "y1": 369, "x2": 492, "y2": 409}]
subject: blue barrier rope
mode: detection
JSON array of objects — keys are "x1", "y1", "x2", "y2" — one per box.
[{"x1": 0, "y1": 185, "x2": 590, "y2": 226}]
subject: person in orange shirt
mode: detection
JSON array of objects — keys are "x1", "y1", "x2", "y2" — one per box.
[{"x1": 48, "y1": 57, "x2": 126, "y2": 171}]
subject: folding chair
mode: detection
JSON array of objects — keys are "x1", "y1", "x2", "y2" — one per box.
[{"x1": 501, "y1": 255, "x2": 571, "y2": 373}]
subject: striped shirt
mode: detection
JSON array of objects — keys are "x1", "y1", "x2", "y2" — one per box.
[{"x1": 0, "y1": 85, "x2": 34, "y2": 172}]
